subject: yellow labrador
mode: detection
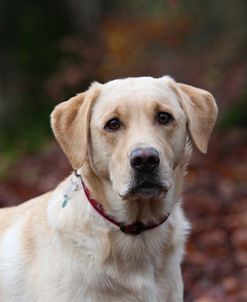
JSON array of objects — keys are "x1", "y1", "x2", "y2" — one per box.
[{"x1": 0, "y1": 76, "x2": 217, "y2": 302}]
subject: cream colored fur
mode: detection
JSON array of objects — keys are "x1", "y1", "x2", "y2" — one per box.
[{"x1": 0, "y1": 76, "x2": 217, "y2": 302}]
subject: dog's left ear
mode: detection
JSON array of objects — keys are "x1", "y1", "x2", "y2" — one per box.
[
  {"x1": 174, "y1": 83, "x2": 218, "y2": 153},
  {"x1": 51, "y1": 83, "x2": 100, "y2": 169}
]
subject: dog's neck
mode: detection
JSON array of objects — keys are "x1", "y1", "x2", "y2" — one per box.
[{"x1": 78, "y1": 144, "x2": 191, "y2": 226}]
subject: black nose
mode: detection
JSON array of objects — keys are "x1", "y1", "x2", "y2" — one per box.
[{"x1": 130, "y1": 148, "x2": 160, "y2": 173}]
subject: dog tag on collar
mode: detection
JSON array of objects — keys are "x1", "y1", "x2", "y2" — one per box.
[{"x1": 61, "y1": 174, "x2": 82, "y2": 208}]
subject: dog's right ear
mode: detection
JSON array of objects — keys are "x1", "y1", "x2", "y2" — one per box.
[{"x1": 50, "y1": 83, "x2": 100, "y2": 170}]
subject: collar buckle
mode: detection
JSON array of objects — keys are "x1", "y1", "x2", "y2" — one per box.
[{"x1": 120, "y1": 222, "x2": 144, "y2": 235}]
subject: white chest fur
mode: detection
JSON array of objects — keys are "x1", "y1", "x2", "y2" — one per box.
[
  {"x1": 45, "y1": 183, "x2": 188, "y2": 302},
  {"x1": 0, "y1": 180, "x2": 188, "y2": 302}
]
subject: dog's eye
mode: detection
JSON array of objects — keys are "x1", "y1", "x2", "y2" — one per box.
[
  {"x1": 104, "y1": 118, "x2": 121, "y2": 131},
  {"x1": 157, "y1": 112, "x2": 174, "y2": 125}
]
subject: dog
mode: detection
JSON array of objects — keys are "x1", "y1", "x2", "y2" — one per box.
[{"x1": 0, "y1": 76, "x2": 217, "y2": 302}]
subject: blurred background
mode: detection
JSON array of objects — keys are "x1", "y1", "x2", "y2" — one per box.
[{"x1": 0, "y1": 0, "x2": 246, "y2": 301}]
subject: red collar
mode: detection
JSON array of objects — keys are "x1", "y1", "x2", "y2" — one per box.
[{"x1": 79, "y1": 176, "x2": 169, "y2": 235}]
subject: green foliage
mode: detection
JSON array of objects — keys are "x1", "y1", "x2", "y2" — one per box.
[
  {"x1": 0, "y1": 0, "x2": 73, "y2": 156},
  {"x1": 220, "y1": 94, "x2": 247, "y2": 128}
]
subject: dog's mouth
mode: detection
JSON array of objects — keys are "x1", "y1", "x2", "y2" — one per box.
[{"x1": 122, "y1": 181, "x2": 169, "y2": 200}]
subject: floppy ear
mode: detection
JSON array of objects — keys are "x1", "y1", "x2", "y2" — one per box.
[
  {"x1": 50, "y1": 84, "x2": 100, "y2": 169},
  {"x1": 175, "y1": 83, "x2": 218, "y2": 153}
]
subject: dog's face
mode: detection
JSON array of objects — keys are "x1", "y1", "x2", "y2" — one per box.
[
  {"x1": 89, "y1": 77, "x2": 187, "y2": 201},
  {"x1": 51, "y1": 76, "x2": 217, "y2": 203}
]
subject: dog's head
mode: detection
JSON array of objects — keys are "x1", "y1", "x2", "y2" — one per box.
[{"x1": 51, "y1": 76, "x2": 217, "y2": 203}]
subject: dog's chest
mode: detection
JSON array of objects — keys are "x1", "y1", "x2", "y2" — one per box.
[
  {"x1": 66, "y1": 231, "x2": 166, "y2": 302},
  {"x1": 36, "y1": 226, "x2": 163, "y2": 302},
  {"x1": 78, "y1": 261, "x2": 161, "y2": 301},
  {"x1": 92, "y1": 263, "x2": 158, "y2": 302}
]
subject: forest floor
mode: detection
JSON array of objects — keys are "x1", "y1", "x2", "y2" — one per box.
[{"x1": 0, "y1": 129, "x2": 246, "y2": 302}]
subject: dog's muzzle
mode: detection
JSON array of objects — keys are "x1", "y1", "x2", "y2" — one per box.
[{"x1": 122, "y1": 171, "x2": 169, "y2": 200}]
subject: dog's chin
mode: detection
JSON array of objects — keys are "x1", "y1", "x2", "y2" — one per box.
[{"x1": 121, "y1": 183, "x2": 168, "y2": 201}]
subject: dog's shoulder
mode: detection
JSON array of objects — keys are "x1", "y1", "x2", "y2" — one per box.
[{"x1": 0, "y1": 192, "x2": 51, "y2": 239}]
